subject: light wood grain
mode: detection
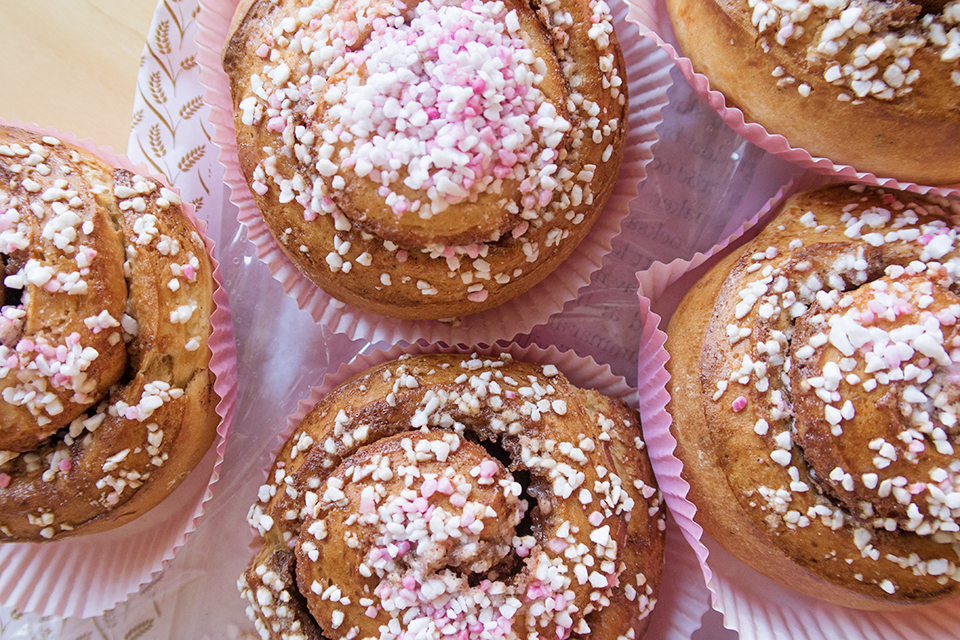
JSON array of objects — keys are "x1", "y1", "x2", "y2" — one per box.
[{"x1": 0, "y1": 1, "x2": 157, "y2": 151}]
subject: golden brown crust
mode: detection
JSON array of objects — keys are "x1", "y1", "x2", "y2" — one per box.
[
  {"x1": 666, "y1": 0, "x2": 960, "y2": 185},
  {"x1": 221, "y1": 0, "x2": 629, "y2": 320},
  {"x1": 667, "y1": 183, "x2": 960, "y2": 609},
  {"x1": 0, "y1": 140, "x2": 127, "y2": 452},
  {"x1": 0, "y1": 125, "x2": 219, "y2": 542},
  {"x1": 239, "y1": 353, "x2": 665, "y2": 640}
]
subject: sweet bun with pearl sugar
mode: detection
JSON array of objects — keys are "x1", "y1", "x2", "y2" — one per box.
[
  {"x1": 666, "y1": 183, "x2": 960, "y2": 608},
  {"x1": 222, "y1": 0, "x2": 629, "y2": 320},
  {"x1": 665, "y1": 0, "x2": 960, "y2": 185},
  {"x1": 240, "y1": 352, "x2": 665, "y2": 640},
  {"x1": 0, "y1": 124, "x2": 219, "y2": 542}
]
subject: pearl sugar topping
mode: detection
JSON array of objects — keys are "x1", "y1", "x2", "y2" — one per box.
[{"x1": 319, "y1": 0, "x2": 570, "y2": 220}]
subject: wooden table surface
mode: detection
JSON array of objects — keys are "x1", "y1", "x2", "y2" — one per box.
[{"x1": 0, "y1": 1, "x2": 158, "y2": 152}]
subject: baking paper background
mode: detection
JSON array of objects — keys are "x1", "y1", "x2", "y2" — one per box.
[{"x1": 0, "y1": 0, "x2": 811, "y2": 636}]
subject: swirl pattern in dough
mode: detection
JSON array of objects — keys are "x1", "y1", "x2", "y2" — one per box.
[
  {"x1": 240, "y1": 353, "x2": 665, "y2": 640},
  {"x1": 222, "y1": 0, "x2": 629, "y2": 319},
  {"x1": 667, "y1": 183, "x2": 960, "y2": 608},
  {"x1": 0, "y1": 125, "x2": 218, "y2": 542}
]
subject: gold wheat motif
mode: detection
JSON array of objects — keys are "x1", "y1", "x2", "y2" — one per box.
[
  {"x1": 149, "y1": 125, "x2": 166, "y2": 158},
  {"x1": 124, "y1": 619, "x2": 155, "y2": 640},
  {"x1": 179, "y1": 96, "x2": 204, "y2": 121},
  {"x1": 180, "y1": 55, "x2": 198, "y2": 71},
  {"x1": 155, "y1": 20, "x2": 172, "y2": 55},
  {"x1": 149, "y1": 72, "x2": 167, "y2": 105},
  {"x1": 178, "y1": 146, "x2": 206, "y2": 173}
]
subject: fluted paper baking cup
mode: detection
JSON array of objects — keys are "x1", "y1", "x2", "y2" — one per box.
[
  {"x1": 197, "y1": 0, "x2": 673, "y2": 345},
  {"x1": 636, "y1": 176, "x2": 960, "y2": 639},
  {"x1": 241, "y1": 341, "x2": 711, "y2": 640},
  {"x1": 0, "y1": 120, "x2": 238, "y2": 619},
  {"x1": 623, "y1": 0, "x2": 960, "y2": 198}
]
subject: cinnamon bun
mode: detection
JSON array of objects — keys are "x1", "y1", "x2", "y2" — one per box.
[
  {"x1": 0, "y1": 124, "x2": 218, "y2": 541},
  {"x1": 240, "y1": 353, "x2": 665, "y2": 639},
  {"x1": 666, "y1": 0, "x2": 960, "y2": 185},
  {"x1": 667, "y1": 183, "x2": 960, "y2": 608},
  {"x1": 222, "y1": 0, "x2": 629, "y2": 319}
]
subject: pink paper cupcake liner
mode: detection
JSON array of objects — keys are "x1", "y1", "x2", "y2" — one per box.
[
  {"x1": 196, "y1": 0, "x2": 674, "y2": 345},
  {"x1": 636, "y1": 175, "x2": 960, "y2": 640},
  {"x1": 0, "y1": 120, "x2": 238, "y2": 619},
  {"x1": 623, "y1": 0, "x2": 960, "y2": 198},
  {"x1": 239, "y1": 341, "x2": 711, "y2": 640}
]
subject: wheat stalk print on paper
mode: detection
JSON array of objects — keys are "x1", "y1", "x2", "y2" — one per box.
[{"x1": 129, "y1": 0, "x2": 211, "y2": 215}]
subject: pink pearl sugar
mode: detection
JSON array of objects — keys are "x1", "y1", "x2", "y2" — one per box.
[
  {"x1": 478, "y1": 459, "x2": 498, "y2": 479},
  {"x1": 421, "y1": 477, "x2": 438, "y2": 498},
  {"x1": 436, "y1": 477, "x2": 454, "y2": 495}
]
